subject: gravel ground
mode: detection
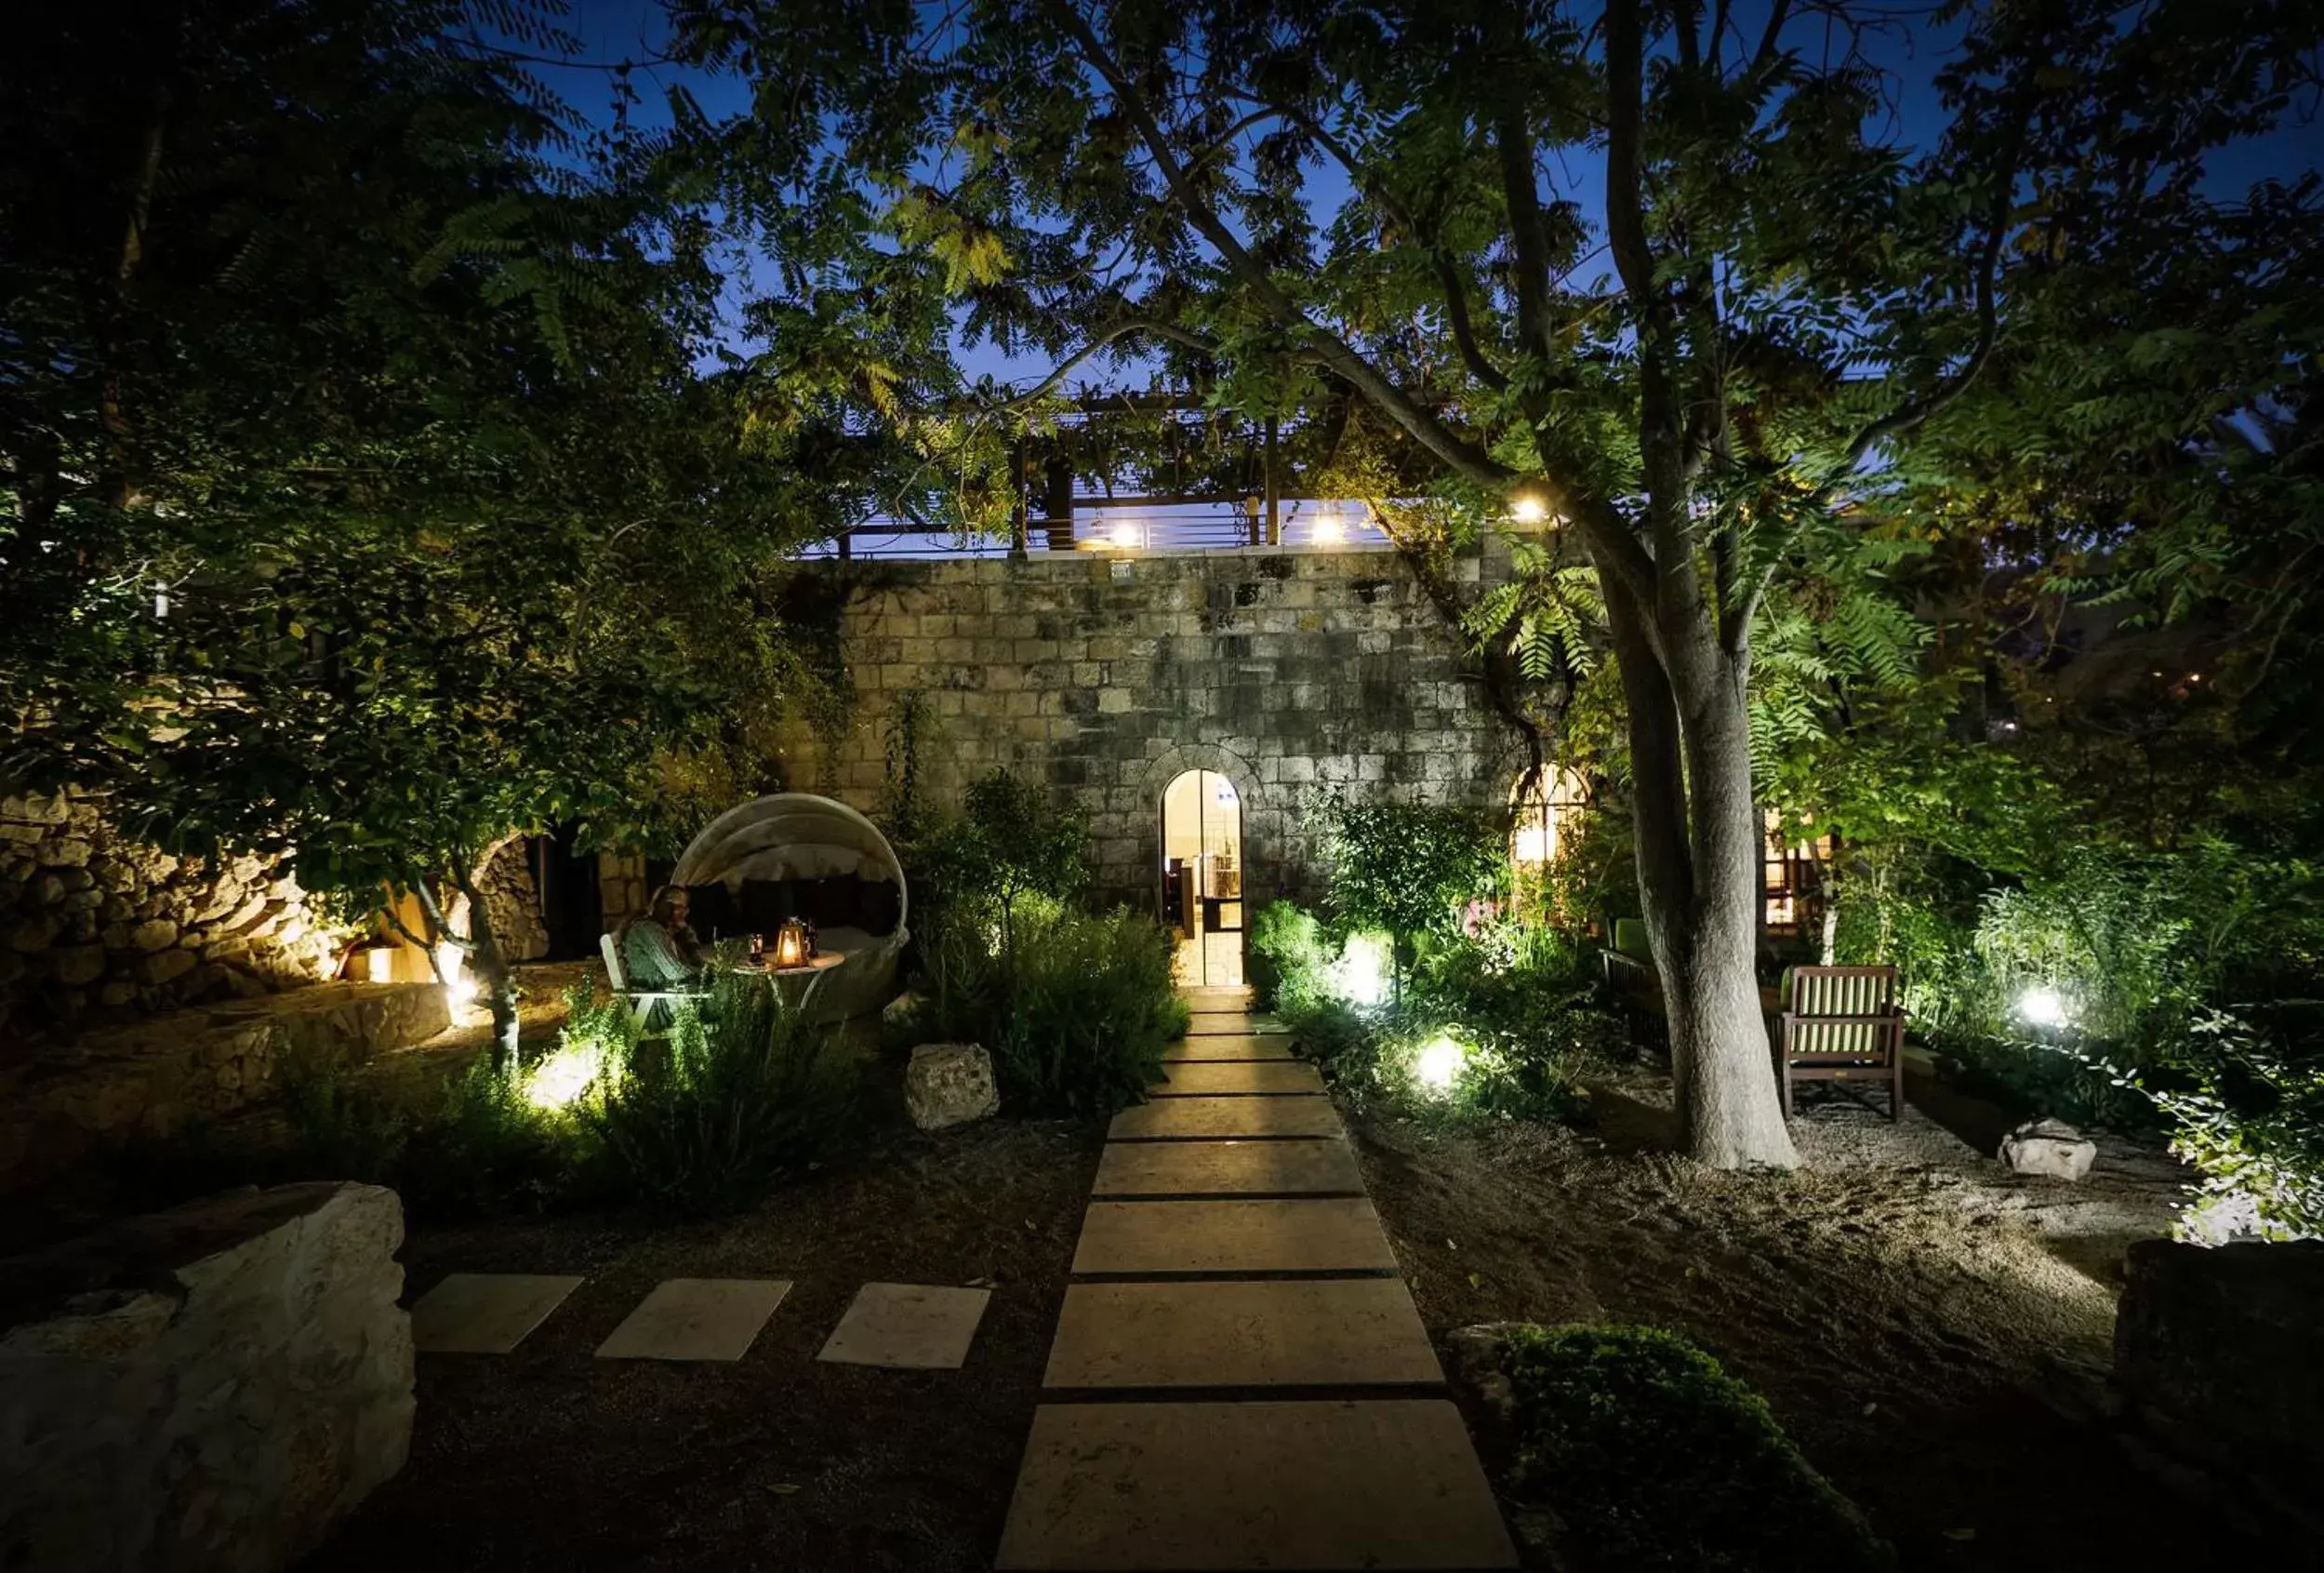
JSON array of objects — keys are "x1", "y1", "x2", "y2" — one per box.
[{"x1": 1348, "y1": 1067, "x2": 2286, "y2": 1572}]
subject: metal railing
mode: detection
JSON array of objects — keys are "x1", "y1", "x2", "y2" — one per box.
[{"x1": 799, "y1": 496, "x2": 1394, "y2": 560}]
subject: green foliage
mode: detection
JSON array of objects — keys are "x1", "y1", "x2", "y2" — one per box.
[
  {"x1": 1259, "y1": 897, "x2": 1615, "y2": 1125},
  {"x1": 578, "y1": 974, "x2": 859, "y2": 1215},
  {"x1": 2146, "y1": 1011, "x2": 2324, "y2": 1244},
  {"x1": 1317, "y1": 798, "x2": 1504, "y2": 973},
  {"x1": 1249, "y1": 900, "x2": 1334, "y2": 1013},
  {"x1": 988, "y1": 907, "x2": 1188, "y2": 1117},
  {"x1": 920, "y1": 770, "x2": 1087, "y2": 966},
  {"x1": 1494, "y1": 1324, "x2": 1896, "y2": 1573}
]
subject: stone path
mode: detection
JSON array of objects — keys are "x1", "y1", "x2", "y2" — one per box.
[{"x1": 994, "y1": 989, "x2": 1517, "y2": 1571}]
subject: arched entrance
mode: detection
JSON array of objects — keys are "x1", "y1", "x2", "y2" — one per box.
[{"x1": 1159, "y1": 769, "x2": 1244, "y2": 987}]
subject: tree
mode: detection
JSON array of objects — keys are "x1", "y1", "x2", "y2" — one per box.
[
  {"x1": 0, "y1": 0, "x2": 855, "y2": 1062},
  {"x1": 665, "y1": 0, "x2": 2324, "y2": 1165}
]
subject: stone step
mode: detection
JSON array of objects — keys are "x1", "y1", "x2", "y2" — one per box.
[
  {"x1": 410, "y1": 1273, "x2": 583, "y2": 1354},
  {"x1": 1043, "y1": 1278, "x2": 1442, "y2": 1389},
  {"x1": 1163, "y1": 1033, "x2": 1295, "y2": 1062},
  {"x1": 1154, "y1": 1060, "x2": 1324, "y2": 1096},
  {"x1": 1110, "y1": 1095, "x2": 1342, "y2": 1140},
  {"x1": 593, "y1": 1278, "x2": 791, "y2": 1363},
  {"x1": 1092, "y1": 1138, "x2": 1365, "y2": 1197},
  {"x1": 994, "y1": 1400, "x2": 1518, "y2": 1570},
  {"x1": 1072, "y1": 1197, "x2": 1397, "y2": 1275},
  {"x1": 1186, "y1": 1012, "x2": 1287, "y2": 1035}
]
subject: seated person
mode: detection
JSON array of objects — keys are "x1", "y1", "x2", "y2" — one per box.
[{"x1": 618, "y1": 885, "x2": 710, "y2": 994}]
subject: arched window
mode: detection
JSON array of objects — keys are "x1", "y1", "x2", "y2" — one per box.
[{"x1": 1510, "y1": 765, "x2": 1590, "y2": 868}]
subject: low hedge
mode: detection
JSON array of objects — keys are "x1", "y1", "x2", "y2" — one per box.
[{"x1": 1488, "y1": 1323, "x2": 1894, "y2": 1572}]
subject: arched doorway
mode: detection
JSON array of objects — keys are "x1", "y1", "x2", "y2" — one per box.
[{"x1": 1159, "y1": 769, "x2": 1244, "y2": 986}]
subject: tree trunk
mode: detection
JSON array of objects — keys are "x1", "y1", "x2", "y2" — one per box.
[
  {"x1": 456, "y1": 867, "x2": 522, "y2": 1073},
  {"x1": 1604, "y1": 589, "x2": 1801, "y2": 1170}
]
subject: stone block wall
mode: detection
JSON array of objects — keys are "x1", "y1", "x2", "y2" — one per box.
[
  {"x1": 1, "y1": 790, "x2": 351, "y2": 1039},
  {"x1": 0, "y1": 1181, "x2": 414, "y2": 1573},
  {"x1": 771, "y1": 545, "x2": 1521, "y2": 911}
]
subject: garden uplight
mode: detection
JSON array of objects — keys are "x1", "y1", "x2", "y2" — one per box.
[
  {"x1": 525, "y1": 1043, "x2": 611, "y2": 1111},
  {"x1": 1331, "y1": 932, "x2": 1391, "y2": 1006},
  {"x1": 2016, "y1": 984, "x2": 2072, "y2": 1029},
  {"x1": 1414, "y1": 1033, "x2": 1467, "y2": 1094}
]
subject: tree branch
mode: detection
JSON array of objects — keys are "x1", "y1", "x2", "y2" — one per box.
[
  {"x1": 1044, "y1": 1, "x2": 1511, "y2": 486},
  {"x1": 998, "y1": 316, "x2": 1221, "y2": 408}
]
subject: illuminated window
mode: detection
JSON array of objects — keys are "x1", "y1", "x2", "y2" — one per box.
[
  {"x1": 1511, "y1": 766, "x2": 1590, "y2": 868},
  {"x1": 1761, "y1": 808, "x2": 1835, "y2": 936}
]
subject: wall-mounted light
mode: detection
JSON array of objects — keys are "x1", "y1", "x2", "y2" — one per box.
[
  {"x1": 1509, "y1": 493, "x2": 1548, "y2": 526},
  {"x1": 1109, "y1": 521, "x2": 1142, "y2": 550},
  {"x1": 1311, "y1": 513, "x2": 1345, "y2": 545}
]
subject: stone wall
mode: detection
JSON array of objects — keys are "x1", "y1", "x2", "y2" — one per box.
[
  {"x1": 0, "y1": 982, "x2": 449, "y2": 1193},
  {"x1": 0, "y1": 1181, "x2": 414, "y2": 1573},
  {"x1": 770, "y1": 545, "x2": 1521, "y2": 910},
  {"x1": 1, "y1": 789, "x2": 350, "y2": 1039}
]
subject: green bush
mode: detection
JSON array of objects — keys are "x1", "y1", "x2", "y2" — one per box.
[
  {"x1": 1494, "y1": 1324, "x2": 1895, "y2": 1572},
  {"x1": 896, "y1": 902, "x2": 1186, "y2": 1116},
  {"x1": 395, "y1": 1055, "x2": 578, "y2": 1217},
  {"x1": 1250, "y1": 899, "x2": 1335, "y2": 1011},
  {"x1": 578, "y1": 973, "x2": 859, "y2": 1214},
  {"x1": 2144, "y1": 1009, "x2": 2324, "y2": 1242},
  {"x1": 994, "y1": 906, "x2": 1188, "y2": 1114},
  {"x1": 1318, "y1": 796, "x2": 1503, "y2": 982}
]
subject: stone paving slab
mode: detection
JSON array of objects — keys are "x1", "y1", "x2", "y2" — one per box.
[
  {"x1": 593, "y1": 1278, "x2": 792, "y2": 1362},
  {"x1": 1110, "y1": 1095, "x2": 1341, "y2": 1140},
  {"x1": 1187, "y1": 1012, "x2": 1287, "y2": 1034},
  {"x1": 1162, "y1": 1033, "x2": 1295, "y2": 1061},
  {"x1": 816, "y1": 1282, "x2": 991, "y2": 1369},
  {"x1": 1072, "y1": 1198, "x2": 1397, "y2": 1275},
  {"x1": 994, "y1": 1399, "x2": 1518, "y2": 1569},
  {"x1": 1156, "y1": 1060, "x2": 1324, "y2": 1096},
  {"x1": 1044, "y1": 1278, "x2": 1442, "y2": 1388},
  {"x1": 410, "y1": 1273, "x2": 583, "y2": 1354},
  {"x1": 1092, "y1": 1138, "x2": 1366, "y2": 1197}
]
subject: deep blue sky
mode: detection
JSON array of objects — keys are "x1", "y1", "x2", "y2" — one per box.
[{"x1": 542, "y1": 0, "x2": 2321, "y2": 388}]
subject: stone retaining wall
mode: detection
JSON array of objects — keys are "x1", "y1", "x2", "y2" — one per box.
[
  {"x1": 771, "y1": 545, "x2": 1520, "y2": 910},
  {"x1": 0, "y1": 1182, "x2": 414, "y2": 1573},
  {"x1": 0, "y1": 982, "x2": 449, "y2": 1193},
  {"x1": 2, "y1": 790, "x2": 350, "y2": 1038}
]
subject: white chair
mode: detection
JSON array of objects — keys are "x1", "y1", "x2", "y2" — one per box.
[{"x1": 599, "y1": 931, "x2": 696, "y2": 1033}]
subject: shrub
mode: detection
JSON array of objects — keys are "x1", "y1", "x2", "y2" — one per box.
[
  {"x1": 1317, "y1": 797, "x2": 1503, "y2": 982},
  {"x1": 955, "y1": 905, "x2": 1187, "y2": 1116},
  {"x1": 578, "y1": 974, "x2": 859, "y2": 1214},
  {"x1": 1493, "y1": 1324, "x2": 1895, "y2": 1572},
  {"x1": 2145, "y1": 1009, "x2": 2324, "y2": 1242},
  {"x1": 1250, "y1": 900, "x2": 1334, "y2": 1011},
  {"x1": 396, "y1": 1056, "x2": 578, "y2": 1218}
]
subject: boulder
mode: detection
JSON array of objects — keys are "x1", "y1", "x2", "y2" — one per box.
[
  {"x1": 1999, "y1": 1116, "x2": 2096, "y2": 1180},
  {"x1": 129, "y1": 918, "x2": 179, "y2": 953},
  {"x1": 0, "y1": 1182, "x2": 414, "y2": 1573},
  {"x1": 904, "y1": 1042, "x2": 999, "y2": 1130}
]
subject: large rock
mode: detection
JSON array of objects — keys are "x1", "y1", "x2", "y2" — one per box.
[
  {"x1": 1999, "y1": 1116, "x2": 2096, "y2": 1180},
  {"x1": 0, "y1": 1182, "x2": 415, "y2": 1572},
  {"x1": 905, "y1": 1042, "x2": 1000, "y2": 1130},
  {"x1": 2116, "y1": 1238, "x2": 2324, "y2": 1513}
]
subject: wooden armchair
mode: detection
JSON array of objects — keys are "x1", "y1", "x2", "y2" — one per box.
[
  {"x1": 599, "y1": 931, "x2": 697, "y2": 1034},
  {"x1": 1776, "y1": 965, "x2": 1906, "y2": 1120}
]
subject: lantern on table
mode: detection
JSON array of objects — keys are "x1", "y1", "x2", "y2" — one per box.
[{"x1": 771, "y1": 917, "x2": 813, "y2": 969}]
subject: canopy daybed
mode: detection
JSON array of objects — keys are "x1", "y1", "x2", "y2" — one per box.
[{"x1": 670, "y1": 793, "x2": 910, "y2": 1023}]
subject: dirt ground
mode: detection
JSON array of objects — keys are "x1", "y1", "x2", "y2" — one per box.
[
  {"x1": 308, "y1": 1111, "x2": 1103, "y2": 1572},
  {"x1": 1350, "y1": 1068, "x2": 2287, "y2": 1572}
]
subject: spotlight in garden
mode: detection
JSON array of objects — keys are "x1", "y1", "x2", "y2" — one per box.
[
  {"x1": 2016, "y1": 984, "x2": 2072, "y2": 1030},
  {"x1": 435, "y1": 941, "x2": 476, "y2": 1010},
  {"x1": 1414, "y1": 1033, "x2": 1467, "y2": 1095},
  {"x1": 1508, "y1": 491, "x2": 1548, "y2": 526},
  {"x1": 525, "y1": 1045, "x2": 610, "y2": 1111},
  {"x1": 1332, "y1": 932, "x2": 1391, "y2": 1007}
]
